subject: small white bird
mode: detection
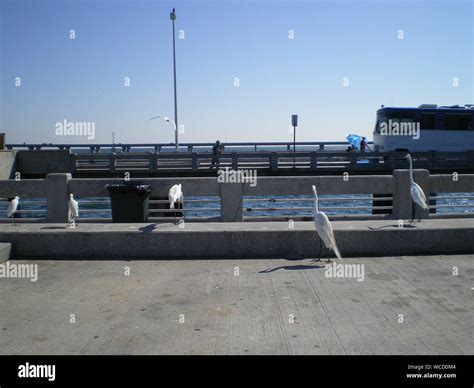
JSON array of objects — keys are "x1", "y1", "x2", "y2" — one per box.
[
  {"x1": 68, "y1": 193, "x2": 79, "y2": 225},
  {"x1": 168, "y1": 184, "x2": 184, "y2": 223},
  {"x1": 405, "y1": 154, "x2": 429, "y2": 222},
  {"x1": 7, "y1": 196, "x2": 19, "y2": 226},
  {"x1": 312, "y1": 185, "x2": 342, "y2": 262}
]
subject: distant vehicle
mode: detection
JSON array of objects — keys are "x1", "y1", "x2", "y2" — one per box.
[{"x1": 373, "y1": 104, "x2": 474, "y2": 152}]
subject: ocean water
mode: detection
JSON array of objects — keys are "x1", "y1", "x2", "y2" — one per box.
[{"x1": 1, "y1": 193, "x2": 473, "y2": 220}]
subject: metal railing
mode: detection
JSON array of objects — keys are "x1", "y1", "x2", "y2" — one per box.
[
  {"x1": 6, "y1": 141, "x2": 354, "y2": 152},
  {"x1": 13, "y1": 149, "x2": 474, "y2": 177},
  {"x1": 70, "y1": 150, "x2": 474, "y2": 174}
]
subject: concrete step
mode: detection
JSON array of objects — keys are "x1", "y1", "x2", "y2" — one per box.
[{"x1": 0, "y1": 220, "x2": 472, "y2": 259}]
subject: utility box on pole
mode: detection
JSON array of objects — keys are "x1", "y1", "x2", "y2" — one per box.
[{"x1": 291, "y1": 115, "x2": 298, "y2": 128}]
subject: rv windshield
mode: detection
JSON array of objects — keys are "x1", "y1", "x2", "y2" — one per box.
[{"x1": 374, "y1": 113, "x2": 387, "y2": 134}]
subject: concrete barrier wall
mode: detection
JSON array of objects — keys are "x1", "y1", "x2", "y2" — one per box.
[
  {"x1": 0, "y1": 172, "x2": 473, "y2": 222},
  {"x1": 430, "y1": 174, "x2": 474, "y2": 192},
  {"x1": 17, "y1": 150, "x2": 71, "y2": 175},
  {"x1": 0, "y1": 179, "x2": 46, "y2": 198},
  {"x1": 2, "y1": 221, "x2": 473, "y2": 259},
  {"x1": 68, "y1": 177, "x2": 221, "y2": 197}
]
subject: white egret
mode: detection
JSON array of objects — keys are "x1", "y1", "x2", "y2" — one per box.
[
  {"x1": 312, "y1": 185, "x2": 342, "y2": 262},
  {"x1": 7, "y1": 196, "x2": 19, "y2": 226},
  {"x1": 168, "y1": 184, "x2": 184, "y2": 223},
  {"x1": 405, "y1": 154, "x2": 429, "y2": 222},
  {"x1": 68, "y1": 193, "x2": 79, "y2": 225}
]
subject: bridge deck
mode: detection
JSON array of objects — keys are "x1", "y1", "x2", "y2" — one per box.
[{"x1": 0, "y1": 255, "x2": 472, "y2": 354}]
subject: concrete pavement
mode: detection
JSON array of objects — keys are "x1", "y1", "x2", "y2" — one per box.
[{"x1": 0, "y1": 255, "x2": 472, "y2": 355}]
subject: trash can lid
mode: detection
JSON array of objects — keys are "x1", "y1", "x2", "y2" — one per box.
[{"x1": 105, "y1": 183, "x2": 152, "y2": 194}]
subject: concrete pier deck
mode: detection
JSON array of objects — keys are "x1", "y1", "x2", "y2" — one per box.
[
  {"x1": 0, "y1": 219, "x2": 473, "y2": 259},
  {"x1": 0, "y1": 255, "x2": 472, "y2": 355}
]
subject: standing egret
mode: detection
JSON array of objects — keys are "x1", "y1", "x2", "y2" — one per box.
[
  {"x1": 168, "y1": 184, "x2": 183, "y2": 223},
  {"x1": 312, "y1": 185, "x2": 342, "y2": 262},
  {"x1": 7, "y1": 196, "x2": 19, "y2": 226},
  {"x1": 404, "y1": 154, "x2": 429, "y2": 222},
  {"x1": 68, "y1": 193, "x2": 79, "y2": 225}
]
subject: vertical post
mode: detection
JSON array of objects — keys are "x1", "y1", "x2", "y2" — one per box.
[
  {"x1": 231, "y1": 152, "x2": 238, "y2": 170},
  {"x1": 220, "y1": 182, "x2": 243, "y2": 222},
  {"x1": 109, "y1": 153, "x2": 116, "y2": 173},
  {"x1": 111, "y1": 132, "x2": 116, "y2": 153},
  {"x1": 392, "y1": 170, "x2": 412, "y2": 219},
  {"x1": 392, "y1": 169, "x2": 430, "y2": 220},
  {"x1": 170, "y1": 8, "x2": 179, "y2": 152},
  {"x1": 293, "y1": 126, "x2": 296, "y2": 153},
  {"x1": 46, "y1": 173, "x2": 71, "y2": 223},
  {"x1": 69, "y1": 153, "x2": 77, "y2": 174},
  {"x1": 310, "y1": 151, "x2": 318, "y2": 171},
  {"x1": 270, "y1": 152, "x2": 278, "y2": 172},
  {"x1": 293, "y1": 125, "x2": 296, "y2": 167},
  {"x1": 149, "y1": 152, "x2": 158, "y2": 173},
  {"x1": 413, "y1": 169, "x2": 430, "y2": 219},
  {"x1": 191, "y1": 152, "x2": 198, "y2": 171}
]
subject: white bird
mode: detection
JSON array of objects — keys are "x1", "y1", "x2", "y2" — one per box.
[
  {"x1": 7, "y1": 196, "x2": 19, "y2": 226},
  {"x1": 312, "y1": 185, "x2": 342, "y2": 262},
  {"x1": 68, "y1": 193, "x2": 79, "y2": 225},
  {"x1": 150, "y1": 115, "x2": 173, "y2": 123},
  {"x1": 405, "y1": 154, "x2": 429, "y2": 222},
  {"x1": 168, "y1": 184, "x2": 184, "y2": 223}
]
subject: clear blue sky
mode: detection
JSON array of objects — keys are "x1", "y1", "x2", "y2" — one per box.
[{"x1": 1, "y1": 0, "x2": 473, "y2": 144}]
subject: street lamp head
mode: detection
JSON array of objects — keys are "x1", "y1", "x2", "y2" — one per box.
[{"x1": 170, "y1": 8, "x2": 176, "y2": 20}]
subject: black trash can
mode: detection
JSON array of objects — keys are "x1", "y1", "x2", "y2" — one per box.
[{"x1": 106, "y1": 183, "x2": 152, "y2": 223}]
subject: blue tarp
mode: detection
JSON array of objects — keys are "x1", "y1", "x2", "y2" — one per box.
[{"x1": 346, "y1": 134, "x2": 363, "y2": 149}]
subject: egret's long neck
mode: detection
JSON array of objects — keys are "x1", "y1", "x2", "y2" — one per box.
[
  {"x1": 408, "y1": 156, "x2": 415, "y2": 184},
  {"x1": 313, "y1": 193, "x2": 319, "y2": 213}
]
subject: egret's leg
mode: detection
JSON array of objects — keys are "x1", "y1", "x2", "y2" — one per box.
[
  {"x1": 314, "y1": 238, "x2": 322, "y2": 262},
  {"x1": 325, "y1": 247, "x2": 332, "y2": 263},
  {"x1": 408, "y1": 201, "x2": 415, "y2": 224}
]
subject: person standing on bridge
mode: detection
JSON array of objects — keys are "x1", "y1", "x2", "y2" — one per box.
[
  {"x1": 211, "y1": 140, "x2": 224, "y2": 169},
  {"x1": 360, "y1": 137, "x2": 370, "y2": 153}
]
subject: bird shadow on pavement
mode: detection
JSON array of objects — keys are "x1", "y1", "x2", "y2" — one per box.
[
  {"x1": 259, "y1": 262, "x2": 326, "y2": 273},
  {"x1": 139, "y1": 223, "x2": 158, "y2": 233},
  {"x1": 368, "y1": 223, "x2": 417, "y2": 230}
]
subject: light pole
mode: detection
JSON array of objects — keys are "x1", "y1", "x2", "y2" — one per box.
[
  {"x1": 170, "y1": 8, "x2": 179, "y2": 152},
  {"x1": 111, "y1": 132, "x2": 116, "y2": 153},
  {"x1": 150, "y1": 115, "x2": 178, "y2": 150},
  {"x1": 292, "y1": 114, "x2": 298, "y2": 167}
]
